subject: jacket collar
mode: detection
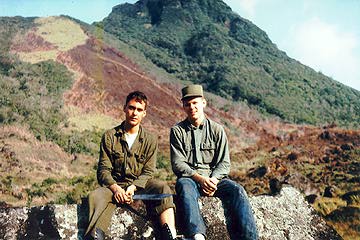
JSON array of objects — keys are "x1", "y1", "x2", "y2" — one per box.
[
  {"x1": 184, "y1": 116, "x2": 207, "y2": 131},
  {"x1": 114, "y1": 121, "x2": 144, "y2": 143}
]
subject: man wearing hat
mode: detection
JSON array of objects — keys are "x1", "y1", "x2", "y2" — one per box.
[{"x1": 170, "y1": 85, "x2": 258, "y2": 240}]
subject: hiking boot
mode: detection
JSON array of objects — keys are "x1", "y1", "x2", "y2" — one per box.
[{"x1": 161, "y1": 223, "x2": 176, "y2": 240}]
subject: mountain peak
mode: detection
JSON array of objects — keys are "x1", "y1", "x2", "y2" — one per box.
[{"x1": 107, "y1": 0, "x2": 237, "y2": 31}]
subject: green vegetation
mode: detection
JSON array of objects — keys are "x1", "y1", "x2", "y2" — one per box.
[
  {"x1": 0, "y1": 59, "x2": 71, "y2": 140},
  {"x1": 0, "y1": 7, "x2": 359, "y2": 239},
  {"x1": 0, "y1": 55, "x2": 101, "y2": 205},
  {"x1": 23, "y1": 175, "x2": 97, "y2": 206},
  {"x1": 100, "y1": 0, "x2": 360, "y2": 127},
  {"x1": 0, "y1": 17, "x2": 69, "y2": 142},
  {"x1": 155, "y1": 153, "x2": 176, "y2": 181},
  {"x1": 0, "y1": 17, "x2": 35, "y2": 58},
  {"x1": 56, "y1": 174, "x2": 97, "y2": 204},
  {"x1": 0, "y1": 58, "x2": 102, "y2": 155},
  {"x1": 0, "y1": 17, "x2": 103, "y2": 208},
  {"x1": 0, "y1": 17, "x2": 103, "y2": 156}
]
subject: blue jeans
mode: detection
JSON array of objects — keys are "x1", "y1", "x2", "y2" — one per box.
[{"x1": 176, "y1": 177, "x2": 258, "y2": 240}]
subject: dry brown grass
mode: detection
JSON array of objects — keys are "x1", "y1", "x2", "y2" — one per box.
[
  {"x1": 314, "y1": 197, "x2": 348, "y2": 216},
  {"x1": 0, "y1": 125, "x2": 96, "y2": 206},
  {"x1": 14, "y1": 50, "x2": 58, "y2": 63},
  {"x1": 63, "y1": 105, "x2": 118, "y2": 132},
  {"x1": 1, "y1": 125, "x2": 71, "y2": 177},
  {"x1": 34, "y1": 16, "x2": 88, "y2": 52},
  {"x1": 12, "y1": 16, "x2": 88, "y2": 64}
]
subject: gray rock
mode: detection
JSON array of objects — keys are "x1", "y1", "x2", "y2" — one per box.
[
  {"x1": 251, "y1": 186, "x2": 341, "y2": 240},
  {"x1": 0, "y1": 186, "x2": 342, "y2": 240}
]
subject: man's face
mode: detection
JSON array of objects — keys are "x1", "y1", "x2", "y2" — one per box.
[
  {"x1": 182, "y1": 97, "x2": 206, "y2": 124},
  {"x1": 123, "y1": 98, "x2": 147, "y2": 127}
]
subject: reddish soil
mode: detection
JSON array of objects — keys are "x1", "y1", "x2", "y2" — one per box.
[{"x1": 11, "y1": 30, "x2": 56, "y2": 52}]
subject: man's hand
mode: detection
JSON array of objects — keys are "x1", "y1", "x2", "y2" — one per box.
[
  {"x1": 193, "y1": 174, "x2": 219, "y2": 196},
  {"x1": 201, "y1": 177, "x2": 218, "y2": 196},
  {"x1": 109, "y1": 184, "x2": 131, "y2": 204},
  {"x1": 125, "y1": 185, "x2": 137, "y2": 204}
]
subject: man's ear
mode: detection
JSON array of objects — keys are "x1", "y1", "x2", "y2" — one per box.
[
  {"x1": 203, "y1": 98, "x2": 207, "y2": 107},
  {"x1": 143, "y1": 109, "x2": 147, "y2": 117}
]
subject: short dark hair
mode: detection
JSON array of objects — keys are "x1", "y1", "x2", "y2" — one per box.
[{"x1": 125, "y1": 91, "x2": 148, "y2": 109}]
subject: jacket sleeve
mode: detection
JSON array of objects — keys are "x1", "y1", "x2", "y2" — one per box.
[
  {"x1": 132, "y1": 136, "x2": 157, "y2": 189},
  {"x1": 210, "y1": 125, "x2": 231, "y2": 179},
  {"x1": 170, "y1": 127, "x2": 196, "y2": 178},
  {"x1": 97, "y1": 131, "x2": 117, "y2": 187}
]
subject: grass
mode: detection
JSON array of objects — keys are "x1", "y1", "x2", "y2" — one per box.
[
  {"x1": 314, "y1": 197, "x2": 348, "y2": 216},
  {"x1": 0, "y1": 125, "x2": 97, "y2": 206},
  {"x1": 63, "y1": 105, "x2": 118, "y2": 132},
  {"x1": 13, "y1": 16, "x2": 89, "y2": 64},
  {"x1": 15, "y1": 50, "x2": 58, "y2": 63},
  {"x1": 324, "y1": 205, "x2": 360, "y2": 240},
  {"x1": 35, "y1": 17, "x2": 88, "y2": 52}
]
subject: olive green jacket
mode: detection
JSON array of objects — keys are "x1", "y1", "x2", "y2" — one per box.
[
  {"x1": 170, "y1": 117, "x2": 230, "y2": 179},
  {"x1": 97, "y1": 122, "x2": 157, "y2": 189}
]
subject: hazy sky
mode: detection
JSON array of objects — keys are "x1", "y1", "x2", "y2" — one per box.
[{"x1": 1, "y1": 0, "x2": 359, "y2": 91}]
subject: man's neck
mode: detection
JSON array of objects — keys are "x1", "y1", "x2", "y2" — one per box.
[
  {"x1": 189, "y1": 115, "x2": 205, "y2": 127},
  {"x1": 123, "y1": 122, "x2": 140, "y2": 134}
]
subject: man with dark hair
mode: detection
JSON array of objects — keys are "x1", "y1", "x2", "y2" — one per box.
[
  {"x1": 85, "y1": 91, "x2": 177, "y2": 240},
  {"x1": 170, "y1": 85, "x2": 258, "y2": 240}
]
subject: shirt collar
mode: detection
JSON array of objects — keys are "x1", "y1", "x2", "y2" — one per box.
[
  {"x1": 115, "y1": 121, "x2": 144, "y2": 142},
  {"x1": 185, "y1": 116, "x2": 206, "y2": 130}
]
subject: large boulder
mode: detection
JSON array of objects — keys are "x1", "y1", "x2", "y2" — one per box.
[{"x1": 0, "y1": 186, "x2": 341, "y2": 240}]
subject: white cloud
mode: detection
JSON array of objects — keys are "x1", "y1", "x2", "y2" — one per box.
[{"x1": 289, "y1": 17, "x2": 360, "y2": 91}]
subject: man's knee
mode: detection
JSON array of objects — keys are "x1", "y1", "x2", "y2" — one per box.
[
  {"x1": 235, "y1": 184, "x2": 248, "y2": 198},
  {"x1": 88, "y1": 187, "x2": 112, "y2": 205},
  {"x1": 229, "y1": 181, "x2": 245, "y2": 194},
  {"x1": 220, "y1": 179, "x2": 248, "y2": 199},
  {"x1": 175, "y1": 178, "x2": 198, "y2": 196}
]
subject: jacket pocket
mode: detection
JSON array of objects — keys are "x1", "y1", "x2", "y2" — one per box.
[
  {"x1": 133, "y1": 153, "x2": 145, "y2": 176},
  {"x1": 200, "y1": 142, "x2": 216, "y2": 163},
  {"x1": 184, "y1": 144, "x2": 194, "y2": 163},
  {"x1": 112, "y1": 151, "x2": 125, "y2": 170},
  {"x1": 135, "y1": 153, "x2": 146, "y2": 163}
]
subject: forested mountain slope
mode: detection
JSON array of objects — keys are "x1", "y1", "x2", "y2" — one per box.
[{"x1": 100, "y1": 0, "x2": 360, "y2": 127}]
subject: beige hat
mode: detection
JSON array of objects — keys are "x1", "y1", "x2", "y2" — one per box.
[{"x1": 181, "y1": 84, "x2": 204, "y2": 100}]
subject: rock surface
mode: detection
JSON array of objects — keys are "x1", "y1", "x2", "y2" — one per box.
[{"x1": 0, "y1": 186, "x2": 341, "y2": 240}]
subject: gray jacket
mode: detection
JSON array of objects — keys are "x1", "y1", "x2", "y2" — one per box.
[{"x1": 170, "y1": 117, "x2": 230, "y2": 179}]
